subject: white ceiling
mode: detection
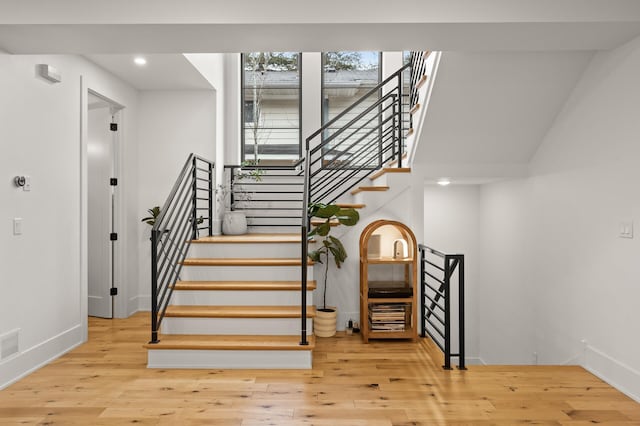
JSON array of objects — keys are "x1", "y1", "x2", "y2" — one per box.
[
  {"x1": 414, "y1": 51, "x2": 594, "y2": 179},
  {"x1": 84, "y1": 54, "x2": 213, "y2": 90},
  {"x1": 2, "y1": 0, "x2": 637, "y2": 180},
  {"x1": 1, "y1": 0, "x2": 640, "y2": 53}
]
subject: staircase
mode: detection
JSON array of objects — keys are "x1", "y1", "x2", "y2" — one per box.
[
  {"x1": 145, "y1": 234, "x2": 316, "y2": 368},
  {"x1": 145, "y1": 51, "x2": 438, "y2": 369}
]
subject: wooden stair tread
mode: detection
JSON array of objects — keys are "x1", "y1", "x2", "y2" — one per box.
[
  {"x1": 350, "y1": 186, "x2": 390, "y2": 195},
  {"x1": 409, "y1": 103, "x2": 421, "y2": 115},
  {"x1": 369, "y1": 167, "x2": 411, "y2": 181},
  {"x1": 335, "y1": 203, "x2": 366, "y2": 209},
  {"x1": 310, "y1": 218, "x2": 340, "y2": 227},
  {"x1": 416, "y1": 74, "x2": 428, "y2": 90},
  {"x1": 144, "y1": 334, "x2": 315, "y2": 351},
  {"x1": 174, "y1": 280, "x2": 317, "y2": 291},
  {"x1": 165, "y1": 305, "x2": 317, "y2": 318},
  {"x1": 193, "y1": 233, "x2": 300, "y2": 244},
  {"x1": 405, "y1": 128, "x2": 414, "y2": 137},
  {"x1": 181, "y1": 258, "x2": 314, "y2": 266}
]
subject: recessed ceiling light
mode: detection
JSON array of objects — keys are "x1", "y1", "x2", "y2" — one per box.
[
  {"x1": 134, "y1": 57, "x2": 147, "y2": 66},
  {"x1": 437, "y1": 178, "x2": 451, "y2": 186}
]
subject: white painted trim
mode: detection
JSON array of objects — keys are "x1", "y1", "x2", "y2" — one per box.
[
  {"x1": 81, "y1": 79, "x2": 129, "y2": 320},
  {"x1": 583, "y1": 344, "x2": 640, "y2": 403},
  {"x1": 448, "y1": 354, "x2": 485, "y2": 366},
  {"x1": 136, "y1": 295, "x2": 151, "y2": 312},
  {"x1": 147, "y1": 349, "x2": 312, "y2": 369},
  {"x1": 464, "y1": 357, "x2": 486, "y2": 366},
  {"x1": 407, "y1": 51, "x2": 442, "y2": 167},
  {"x1": 79, "y1": 76, "x2": 89, "y2": 341},
  {"x1": 0, "y1": 324, "x2": 83, "y2": 390}
]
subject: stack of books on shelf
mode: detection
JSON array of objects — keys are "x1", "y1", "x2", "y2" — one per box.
[{"x1": 368, "y1": 303, "x2": 408, "y2": 332}]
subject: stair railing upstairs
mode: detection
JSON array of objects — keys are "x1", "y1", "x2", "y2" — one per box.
[
  {"x1": 419, "y1": 244, "x2": 466, "y2": 370},
  {"x1": 304, "y1": 63, "x2": 410, "y2": 207},
  {"x1": 299, "y1": 51, "x2": 431, "y2": 345},
  {"x1": 223, "y1": 163, "x2": 304, "y2": 228},
  {"x1": 149, "y1": 154, "x2": 215, "y2": 344}
]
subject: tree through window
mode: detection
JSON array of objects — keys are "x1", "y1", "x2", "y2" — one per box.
[{"x1": 241, "y1": 52, "x2": 301, "y2": 164}]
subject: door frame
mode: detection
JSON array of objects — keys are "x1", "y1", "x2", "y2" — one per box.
[{"x1": 80, "y1": 78, "x2": 126, "y2": 339}]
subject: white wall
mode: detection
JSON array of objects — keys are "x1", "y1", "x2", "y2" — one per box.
[
  {"x1": 136, "y1": 90, "x2": 216, "y2": 310},
  {"x1": 475, "y1": 34, "x2": 640, "y2": 400},
  {"x1": 424, "y1": 184, "x2": 481, "y2": 363},
  {"x1": 0, "y1": 53, "x2": 139, "y2": 389},
  {"x1": 477, "y1": 179, "x2": 536, "y2": 364}
]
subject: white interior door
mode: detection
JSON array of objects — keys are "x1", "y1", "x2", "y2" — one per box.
[{"x1": 87, "y1": 94, "x2": 116, "y2": 318}]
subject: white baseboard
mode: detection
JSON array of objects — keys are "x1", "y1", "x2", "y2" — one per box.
[
  {"x1": 583, "y1": 344, "x2": 640, "y2": 403},
  {"x1": 0, "y1": 324, "x2": 84, "y2": 390},
  {"x1": 464, "y1": 357, "x2": 486, "y2": 366},
  {"x1": 136, "y1": 295, "x2": 151, "y2": 312}
]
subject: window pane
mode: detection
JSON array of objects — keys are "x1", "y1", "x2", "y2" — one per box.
[
  {"x1": 242, "y1": 52, "x2": 301, "y2": 163},
  {"x1": 322, "y1": 51, "x2": 382, "y2": 167}
]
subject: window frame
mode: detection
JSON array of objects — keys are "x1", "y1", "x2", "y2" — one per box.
[
  {"x1": 240, "y1": 52, "x2": 303, "y2": 163},
  {"x1": 320, "y1": 51, "x2": 384, "y2": 169}
]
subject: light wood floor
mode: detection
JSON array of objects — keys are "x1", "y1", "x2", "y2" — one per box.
[{"x1": 1, "y1": 313, "x2": 639, "y2": 425}]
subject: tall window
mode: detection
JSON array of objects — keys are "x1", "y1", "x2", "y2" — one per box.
[
  {"x1": 241, "y1": 52, "x2": 301, "y2": 164},
  {"x1": 321, "y1": 52, "x2": 382, "y2": 165}
]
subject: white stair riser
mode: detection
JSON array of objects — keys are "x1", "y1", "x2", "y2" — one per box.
[
  {"x1": 181, "y1": 265, "x2": 313, "y2": 281},
  {"x1": 147, "y1": 349, "x2": 312, "y2": 369},
  {"x1": 161, "y1": 317, "x2": 313, "y2": 336},
  {"x1": 246, "y1": 226, "x2": 307, "y2": 234},
  {"x1": 171, "y1": 290, "x2": 313, "y2": 306},
  {"x1": 189, "y1": 242, "x2": 301, "y2": 258},
  {"x1": 245, "y1": 218, "x2": 301, "y2": 227}
]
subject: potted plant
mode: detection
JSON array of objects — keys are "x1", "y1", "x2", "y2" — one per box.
[
  {"x1": 307, "y1": 202, "x2": 360, "y2": 337},
  {"x1": 216, "y1": 162, "x2": 263, "y2": 235},
  {"x1": 142, "y1": 205, "x2": 203, "y2": 238},
  {"x1": 141, "y1": 206, "x2": 161, "y2": 227}
]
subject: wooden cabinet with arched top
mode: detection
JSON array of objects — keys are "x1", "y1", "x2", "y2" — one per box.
[{"x1": 360, "y1": 220, "x2": 418, "y2": 342}]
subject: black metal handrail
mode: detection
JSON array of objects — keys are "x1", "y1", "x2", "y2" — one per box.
[
  {"x1": 298, "y1": 51, "x2": 431, "y2": 346},
  {"x1": 223, "y1": 163, "x2": 304, "y2": 228},
  {"x1": 419, "y1": 244, "x2": 466, "y2": 370},
  {"x1": 149, "y1": 154, "x2": 214, "y2": 344}
]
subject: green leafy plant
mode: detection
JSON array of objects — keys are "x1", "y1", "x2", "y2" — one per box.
[
  {"x1": 142, "y1": 206, "x2": 202, "y2": 230},
  {"x1": 216, "y1": 161, "x2": 264, "y2": 211},
  {"x1": 307, "y1": 202, "x2": 360, "y2": 311},
  {"x1": 141, "y1": 206, "x2": 161, "y2": 227}
]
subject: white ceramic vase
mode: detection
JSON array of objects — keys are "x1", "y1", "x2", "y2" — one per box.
[{"x1": 222, "y1": 211, "x2": 248, "y2": 235}]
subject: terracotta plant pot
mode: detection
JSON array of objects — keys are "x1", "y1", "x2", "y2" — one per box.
[{"x1": 315, "y1": 307, "x2": 337, "y2": 337}]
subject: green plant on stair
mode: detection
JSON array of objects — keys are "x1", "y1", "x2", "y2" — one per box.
[{"x1": 307, "y1": 202, "x2": 360, "y2": 311}]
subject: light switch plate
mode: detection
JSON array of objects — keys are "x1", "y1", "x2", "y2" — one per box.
[
  {"x1": 619, "y1": 221, "x2": 633, "y2": 239},
  {"x1": 13, "y1": 218, "x2": 22, "y2": 235},
  {"x1": 23, "y1": 176, "x2": 31, "y2": 192}
]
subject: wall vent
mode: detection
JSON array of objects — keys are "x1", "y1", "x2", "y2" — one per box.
[{"x1": 0, "y1": 329, "x2": 19, "y2": 361}]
